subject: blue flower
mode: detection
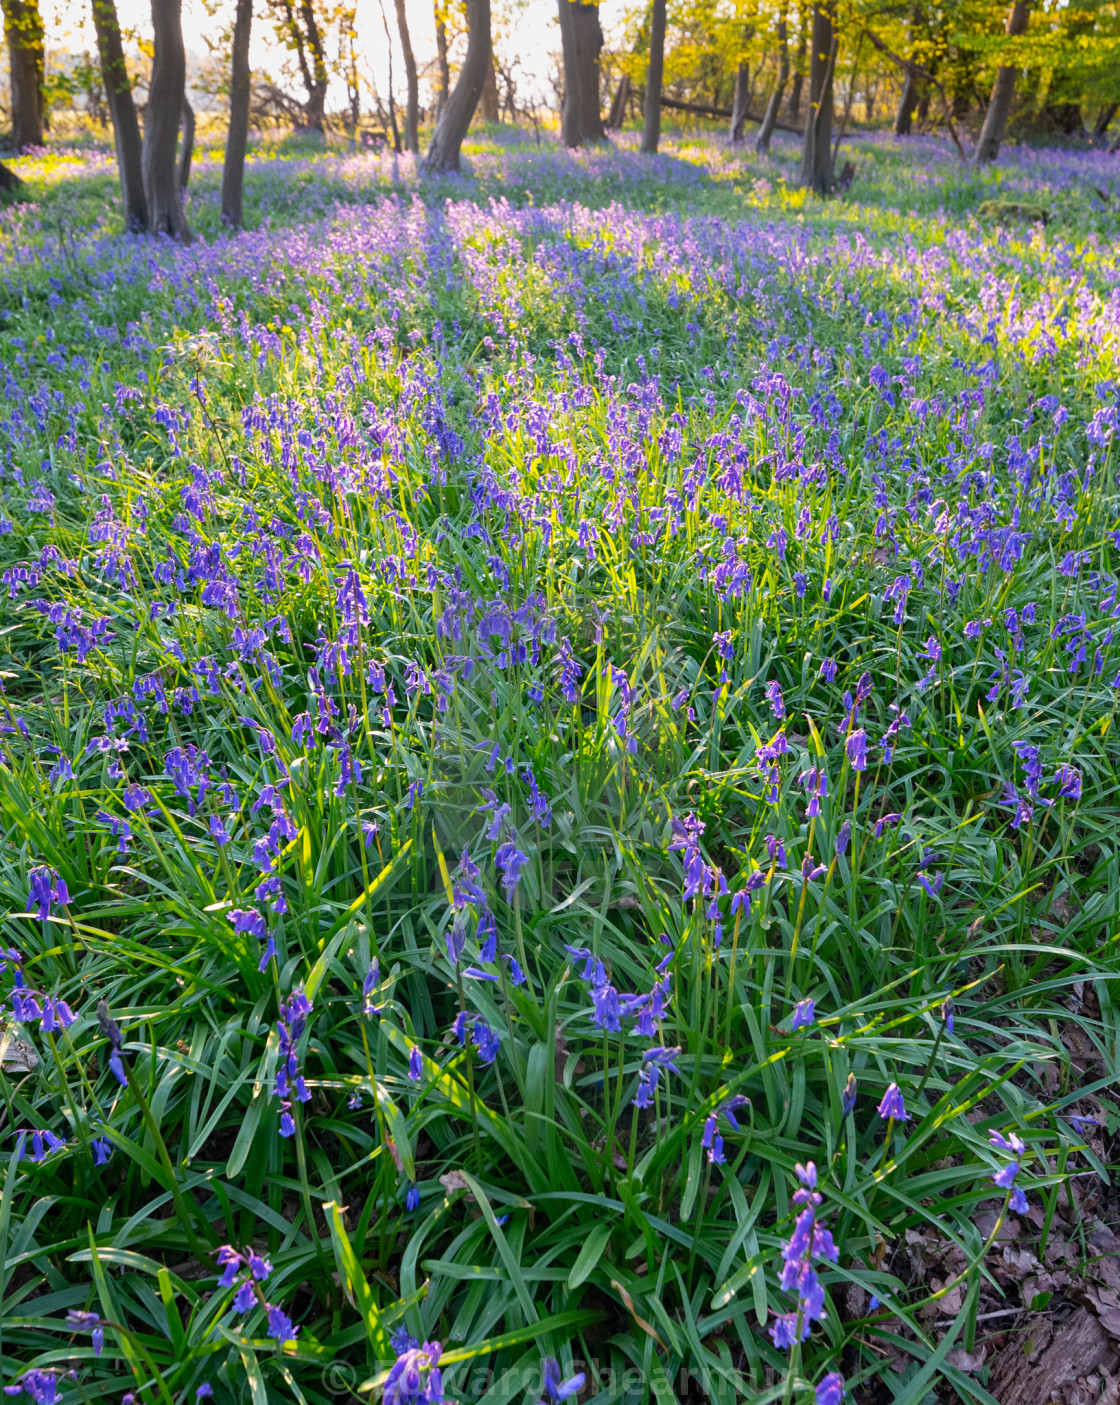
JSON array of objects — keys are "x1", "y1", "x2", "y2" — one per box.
[
  {"x1": 383, "y1": 1340, "x2": 444, "y2": 1405},
  {"x1": 845, "y1": 728, "x2": 867, "y2": 772},
  {"x1": 877, "y1": 1083, "x2": 908, "y2": 1120},
  {"x1": 408, "y1": 1045, "x2": 423, "y2": 1081},
  {"x1": 266, "y1": 1303, "x2": 297, "y2": 1341},
  {"x1": 841, "y1": 1073, "x2": 857, "y2": 1117},
  {"x1": 539, "y1": 1358, "x2": 586, "y2": 1403},
  {"x1": 790, "y1": 998, "x2": 815, "y2": 1030},
  {"x1": 406, "y1": 1182, "x2": 421, "y2": 1211},
  {"x1": 65, "y1": 1309, "x2": 102, "y2": 1356},
  {"x1": 495, "y1": 839, "x2": 530, "y2": 897},
  {"x1": 816, "y1": 1372, "x2": 845, "y2": 1405}
]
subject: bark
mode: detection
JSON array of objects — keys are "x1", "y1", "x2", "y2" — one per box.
[
  {"x1": 973, "y1": 0, "x2": 1031, "y2": 165},
  {"x1": 480, "y1": 54, "x2": 500, "y2": 121},
  {"x1": 178, "y1": 96, "x2": 194, "y2": 189},
  {"x1": 92, "y1": 0, "x2": 147, "y2": 231},
  {"x1": 3, "y1": 0, "x2": 44, "y2": 151},
  {"x1": 788, "y1": 13, "x2": 807, "y2": 122},
  {"x1": 393, "y1": 0, "x2": 420, "y2": 149},
  {"x1": 607, "y1": 72, "x2": 630, "y2": 129},
  {"x1": 425, "y1": 0, "x2": 490, "y2": 171},
  {"x1": 831, "y1": 28, "x2": 862, "y2": 163},
  {"x1": 434, "y1": 4, "x2": 450, "y2": 117},
  {"x1": 639, "y1": 0, "x2": 666, "y2": 153},
  {"x1": 1094, "y1": 101, "x2": 1118, "y2": 137},
  {"x1": 799, "y1": 0, "x2": 837, "y2": 194},
  {"x1": 755, "y1": 13, "x2": 789, "y2": 152},
  {"x1": 221, "y1": 0, "x2": 252, "y2": 228},
  {"x1": 894, "y1": 65, "x2": 919, "y2": 132},
  {"x1": 559, "y1": 0, "x2": 605, "y2": 146},
  {"x1": 143, "y1": 0, "x2": 191, "y2": 242},
  {"x1": 729, "y1": 61, "x2": 751, "y2": 143},
  {"x1": 0, "y1": 159, "x2": 22, "y2": 190}
]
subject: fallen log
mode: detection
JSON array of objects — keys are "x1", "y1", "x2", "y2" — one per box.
[{"x1": 638, "y1": 91, "x2": 863, "y2": 139}]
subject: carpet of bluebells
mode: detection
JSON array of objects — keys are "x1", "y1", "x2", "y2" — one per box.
[{"x1": 0, "y1": 128, "x2": 1117, "y2": 1405}]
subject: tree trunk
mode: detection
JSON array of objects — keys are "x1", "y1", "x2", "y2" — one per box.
[
  {"x1": 425, "y1": 0, "x2": 490, "y2": 171},
  {"x1": 756, "y1": 13, "x2": 789, "y2": 152},
  {"x1": 799, "y1": 0, "x2": 836, "y2": 194},
  {"x1": 1094, "y1": 101, "x2": 1118, "y2": 137},
  {"x1": 143, "y1": 0, "x2": 191, "y2": 242},
  {"x1": 221, "y1": 0, "x2": 252, "y2": 228},
  {"x1": 480, "y1": 54, "x2": 500, "y2": 121},
  {"x1": 0, "y1": 159, "x2": 23, "y2": 191},
  {"x1": 434, "y1": 3, "x2": 450, "y2": 117},
  {"x1": 607, "y1": 72, "x2": 630, "y2": 129},
  {"x1": 788, "y1": 15, "x2": 807, "y2": 122},
  {"x1": 392, "y1": 0, "x2": 420, "y2": 149},
  {"x1": 178, "y1": 96, "x2": 194, "y2": 189},
  {"x1": 92, "y1": 0, "x2": 147, "y2": 230},
  {"x1": 729, "y1": 60, "x2": 751, "y2": 143},
  {"x1": 973, "y1": 0, "x2": 1030, "y2": 164},
  {"x1": 640, "y1": 0, "x2": 666, "y2": 152},
  {"x1": 559, "y1": 0, "x2": 605, "y2": 146},
  {"x1": 894, "y1": 66, "x2": 920, "y2": 132},
  {"x1": 3, "y1": 0, "x2": 44, "y2": 150}
]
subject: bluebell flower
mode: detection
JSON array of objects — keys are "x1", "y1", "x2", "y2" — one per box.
[
  {"x1": 266, "y1": 1304, "x2": 297, "y2": 1341},
  {"x1": 27, "y1": 867, "x2": 69, "y2": 921},
  {"x1": 942, "y1": 996, "x2": 954, "y2": 1034},
  {"x1": 92, "y1": 1137, "x2": 112, "y2": 1165},
  {"x1": 406, "y1": 1182, "x2": 421, "y2": 1211},
  {"x1": 816, "y1": 1372, "x2": 844, "y2": 1405},
  {"x1": 842, "y1": 1073, "x2": 857, "y2": 1117},
  {"x1": 408, "y1": 1046, "x2": 423, "y2": 1081},
  {"x1": 362, "y1": 959, "x2": 382, "y2": 1016},
  {"x1": 390, "y1": 1328, "x2": 419, "y2": 1354},
  {"x1": 495, "y1": 839, "x2": 530, "y2": 897},
  {"x1": 634, "y1": 1046, "x2": 681, "y2": 1108},
  {"x1": 589, "y1": 982, "x2": 622, "y2": 1033},
  {"x1": 877, "y1": 1083, "x2": 908, "y2": 1120},
  {"x1": 473, "y1": 1020, "x2": 501, "y2": 1064},
  {"x1": 539, "y1": 1358, "x2": 586, "y2": 1403},
  {"x1": 65, "y1": 1309, "x2": 102, "y2": 1356},
  {"x1": 383, "y1": 1339, "x2": 444, "y2": 1405},
  {"x1": 790, "y1": 998, "x2": 815, "y2": 1030},
  {"x1": 845, "y1": 728, "x2": 867, "y2": 772},
  {"x1": 834, "y1": 821, "x2": 851, "y2": 857}
]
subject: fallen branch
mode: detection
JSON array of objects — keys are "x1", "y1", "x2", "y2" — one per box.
[
  {"x1": 861, "y1": 28, "x2": 968, "y2": 163},
  {"x1": 638, "y1": 91, "x2": 862, "y2": 140}
]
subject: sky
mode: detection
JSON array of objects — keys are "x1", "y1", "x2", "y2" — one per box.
[{"x1": 42, "y1": 0, "x2": 613, "y2": 115}]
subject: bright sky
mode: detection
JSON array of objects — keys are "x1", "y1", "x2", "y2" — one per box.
[{"x1": 43, "y1": 0, "x2": 617, "y2": 114}]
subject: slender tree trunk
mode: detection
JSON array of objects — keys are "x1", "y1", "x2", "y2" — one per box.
[
  {"x1": 729, "y1": 60, "x2": 750, "y2": 143},
  {"x1": 178, "y1": 96, "x2": 194, "y2": 189},
  {"x1": 300, "y1": 0, "x2": 329, "y2": 131},
  {"x1": 607, "y1": 71, "x2": 630, "y2": 129},
  {"x1": 894, "y1": 66, "x2": 919, "y2": 133},
  {"x1": 92, "y1": 0, "x2": 147, "y2": 230},
  {"x1": 640, "y1": 0, "x2": 666, "y2": 152},
  {"x1": 425, "y1": 0, "x2": 490, "y2": 171},
  {"x1": 1094, "y1": 101, "x2": 1117, "y2": 137},
  {"x1": 393, "y1": 0, "x2": 420, "y2": 150},
  {"x1": 3, "y1": 0, "x2": 44, "y2": 150},
  {"x1": 377, "y1": 0, "x2": 402, "y2": 152},
  {"x1": 480, "y1": 54, "x2": 500, "y2": 121},
  {"x1": 434, "y1": 3, "x2": 450, "y2": 117},
  {"x1": 756, "y1": 13, "x2": 789, "y2": 152},
  {"x1": 788, "y1": 12, "x2": 807, "y2": 121},
  {"x1": 973, "y1": 0, "x2": 1030, "y2": 164},
  {"x1": 143, "y1": 0, "x2": 191, "y2": 241},
  {"x1": 799, "y1": 0, "x2": 836, "y2": 194},
  {"x1": 221, "y1": 0, "x2": 252, "y2": 228}
]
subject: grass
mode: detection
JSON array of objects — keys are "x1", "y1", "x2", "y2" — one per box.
[{"x1": 0, "y1": 123, "x2": 1115, "y2": 1405}]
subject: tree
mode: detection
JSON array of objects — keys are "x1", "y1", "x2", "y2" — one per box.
[
  {"x1": 0, "y1": 159, "x2": 22, "y2": 190},
  {"x1": 178, "y1": 96, "x2": 195, "y2": 189},
  {"x1": 788, "y1": 10, "x2": 807, "y2": 120},
  {"x1": 728, "y1": 24, "x2": 754, "y2": 143},
  {"x1": 558, "y1": 0, "x2": 606, "y2": 146},
  {"x1": 2, "y1": 0, "x2": 44, "y2": 151},
  {"x1": 392, "y1": 0, "x2": 420, "y2": 150},
  {"x1": 92, "y1": 0, "x2": 147, "y2": 230},
  {"x1": 221, "y1": 0, "x2": 253, "y2": 228},
  {"x1": 799, "y1": 0, "x2": 836, "y2": 194},
  {"x1": 640, "y1": 0, "x2": 667, "y2": 152},
  {"x1": 434, "y1": 0, "x2": 451, "y2": 116},
  {"x1": 973, "y1": 0, "x2": 1031, "y2": 163},
  {"x1": 143, "y1": 0, "x2": 191, "y2": 241},
  {"x1": 756, "y1": 11, "x2": 789, "y2": 151},
  {"x1": 425, "y1": 0, "x2": 491, "y2": 171},
  {"x1": 265, "y1": 0, "x2": 330, "y2": 131}
]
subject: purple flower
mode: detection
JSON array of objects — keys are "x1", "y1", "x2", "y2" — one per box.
[
  {"x1": 834, "y1": 821, "x2": 851, "y2": 857},
  {"x1": 495, "y1": 839, "x2": 530, "y2": 897},
  {"x1": 790, "y1": 998, "x2": 815, "y2": 1030},
  {"x1": 66, "y1": 1309, "x2": 103, "y2": 1356},
  {"x1": 764, "y1": 680, "x2": 786, "y2": 719},
  {"x1": 408, "y1": 1045, "x2": 423, "y2": 1081},
  {"x1": 362, "y1": 959, "x2": 381, "y2": 1016},
  {"x1": 1054, "y1": 765, "x2": 1081, "y2": 801},
  {"x1": 540, "y1": 1358, "x2": 586, "y2": 1403},
  {"x1": 406, "y1": 1182, "x2": 421, "y2": 1211},
  {"x1": 816, "y1": 1372, "x2": 845, "y2": 1405},
  {"x1": 841, "y1": 1073, "x2": 857, "y2": 1117},
  {"x1": 877, "y1": 1083, "x2": 908, "y2": 1120},
  {"x1": 845, "y1": 728, "x2": 867, "y2": 772},
  {"x1": 266, "y1": 1303, "x2": 297, "y2": 1341},
  {"x1": 383, "y1": 1340, "x2": 444, "y2": 1405},
  {"x1": 27, "y1": 866, "x2": 68, "y2": 921}
]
